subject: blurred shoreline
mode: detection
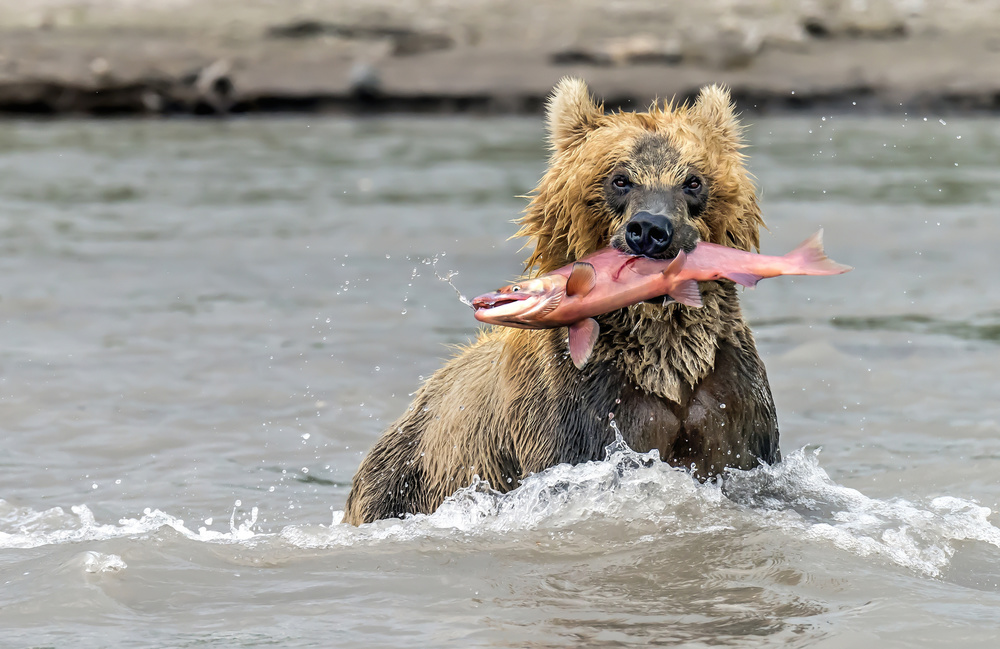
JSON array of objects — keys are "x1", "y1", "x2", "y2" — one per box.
[{"x1": 0, "y1": 0, "x2": 997, "y2": 117}]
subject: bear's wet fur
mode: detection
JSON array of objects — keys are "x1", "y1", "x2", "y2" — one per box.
[{"x1": 343, "y1": 78, "x2": 779, "y2": 525}]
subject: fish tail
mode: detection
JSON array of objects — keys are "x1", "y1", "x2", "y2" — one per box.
[{"x1": 787, "y1": 229, "x2": 853, "y2": 275}]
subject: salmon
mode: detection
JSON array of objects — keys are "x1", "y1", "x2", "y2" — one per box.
[{"x1": 472, "y1": 229, "x2": 851, "y2": 369}]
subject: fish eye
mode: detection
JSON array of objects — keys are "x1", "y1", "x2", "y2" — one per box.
[{"x1": 511, "y1": 285, "x2": 520, "y2": 292}]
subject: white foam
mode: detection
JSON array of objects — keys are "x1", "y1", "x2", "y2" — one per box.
[
  {"x1": 721, "y1": 448, "x2": 1000, "y2": 576},
  {"x1": 0, "y1": 500, "x2": 263, "y2": 549},
  {"x1": 3, "y1": 442, "x2": 999, "y2": 577},
  {"x1": 81, "y1": 551, "x2": 127, "y2": 574},
  {"x1": 282, "y1": 443, "x2": 1000, "y2": 576}
]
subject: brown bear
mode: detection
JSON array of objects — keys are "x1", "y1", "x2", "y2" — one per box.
[{"x1": 343, "y1": 78, "x2": 778, "y2": 526}]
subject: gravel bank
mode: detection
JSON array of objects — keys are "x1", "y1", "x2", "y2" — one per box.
[{"x1": 0, "y1": 0, "x2": 997, "y2": 116}]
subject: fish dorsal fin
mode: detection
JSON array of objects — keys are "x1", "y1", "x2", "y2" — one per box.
[
  {"x1": 566, "y1": 262, "x2": 597, "y2": 297},
  {"x1": 568, "y1": 318, "x2": 600, "y2": 369},
  {"x1": 662, "y1": 250, "x2": 686, "y2": 276}
]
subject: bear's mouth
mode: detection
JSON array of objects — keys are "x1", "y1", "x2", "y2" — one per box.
[{"x1": 610, "y1": 216, "x2": 702, "y2": 261}]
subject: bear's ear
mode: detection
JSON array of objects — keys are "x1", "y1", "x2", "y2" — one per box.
[
  {"x1": 546, "y1": 78, "x2": 604, "y2": 152},
  {"x1": 690, "y1": 84, "x2": 744, "y2": 153}
]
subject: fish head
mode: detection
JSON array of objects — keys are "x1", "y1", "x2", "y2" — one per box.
[{"x1": 472, "y1": 277, "x2": 563, "y2": 327}]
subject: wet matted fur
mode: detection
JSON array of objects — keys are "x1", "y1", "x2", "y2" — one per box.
[{"x1": 344, "y1": 78, "x2": 779, "y2": 525}]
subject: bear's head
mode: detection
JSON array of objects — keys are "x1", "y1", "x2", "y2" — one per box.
[{"x1": 518, "y1": 78, "x2": 763, "y2": 274}]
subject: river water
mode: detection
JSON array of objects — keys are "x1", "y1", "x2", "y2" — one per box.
[{"x1": 0, "y1": 114, "x2": 998, "y2": 647}]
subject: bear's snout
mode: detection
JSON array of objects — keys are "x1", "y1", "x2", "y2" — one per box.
[{"x1": 624, "y1": 212, "x2": 673, "y2": 257}]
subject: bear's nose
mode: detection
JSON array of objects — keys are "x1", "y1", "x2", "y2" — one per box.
[{"x1": 624, "y1": 212, "x2": 673, "y2": 256}]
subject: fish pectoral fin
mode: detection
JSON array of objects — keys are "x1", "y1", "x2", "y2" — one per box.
[
  {"x1": 568, "y1": 318, "x2": 600, "y2": 369},
  {"x1": 726, "y1": 272, "x2": 762, "y2": 288},
  {"x1": 566, "y1": 262, "x2": 597, "y2": 297},
  {"x1": 670, "y1": 280, "x2": 703, "y2": 308}
]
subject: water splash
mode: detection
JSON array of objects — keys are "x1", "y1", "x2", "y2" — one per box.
[
  {"x1": 428, "y1": 253, "x2": 473, "y2": 307},
  {"x1": 285, "y1": 445, "x2": 1000, "y2": 577},
  {"x1": 0, "y1": 500, "x2": 262, "y2": 549},
  {"x1": 435, "y1": 268, "x2": 472, "y2": 308},
  {"x1": 403, "y1": 253, "x2": 473, "y2": 308},
  {"x1": 3, "y1": 445, "x2": 999, "y2": 577},
  {"x1": 722, "y1": 448, "x2": 1000, "y2": 576}
]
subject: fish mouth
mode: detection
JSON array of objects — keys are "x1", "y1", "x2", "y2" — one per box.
[{"x1": 471, "y1": 294, "x2": 526, "y2": 312}]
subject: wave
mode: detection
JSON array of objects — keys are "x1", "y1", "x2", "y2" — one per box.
[{"x1": 3, "y1": 439, "x2": 999, "y2": 577}]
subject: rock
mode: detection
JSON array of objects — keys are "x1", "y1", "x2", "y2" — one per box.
[
  {"x1": 140, "y1": 89, "x2": 164, "y2": 114},
  {"x1": 267, "y1": 19, "x2": 454, "y2": 56},
  {"x1": 762, "y1": 23, "x2": 810, "y2": 53},
  {"x1": 552, "y1": 35, "x2": 682, "y2": 66},
  {"x1": 391, "y1": 32, "x2": 454, "y2": 56},
  {"x1": 803, "y1": 0, "x2": 908, "y2": 39},
  {"x1": 682, "y1": 21, "x2": 764, "y2": 70},
  {"x1": 89, "y1": 57, "x2": 111, "y2": 77},
  {"x1": 186, "y1": 59, "x2": 235, "y2": 115},
  {"x1": 267, "y1": 19, "x2": 328, "y2": 39},
  {"x1": 349, "y1": 62, "x2": 382, "y2": 99}
]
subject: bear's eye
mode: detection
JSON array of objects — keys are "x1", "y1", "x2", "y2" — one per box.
[
  {"x1": 611, "y1": 175, "x2": 633, "y2": 191},
  {"x1": 682, "y1": 176, "x2": 702, "y2": 194}
]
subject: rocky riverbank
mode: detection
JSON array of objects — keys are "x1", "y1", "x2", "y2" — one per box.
[{"x1": 0, "y1": 0, "x2": 998, "y2": 116}]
